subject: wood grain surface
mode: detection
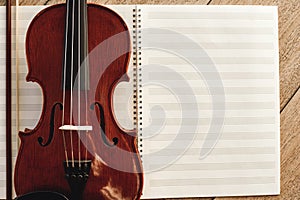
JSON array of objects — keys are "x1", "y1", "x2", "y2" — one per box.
[{"x1": 2, "y1": 0, "x2": 299, "y2": 199}]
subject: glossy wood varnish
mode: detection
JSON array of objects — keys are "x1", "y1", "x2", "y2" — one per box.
[{"x1": 14, "y1": 4, "x2": 143, "y2": 200}]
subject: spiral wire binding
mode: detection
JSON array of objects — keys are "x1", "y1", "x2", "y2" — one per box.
[{"x1": 132, "y1": 7, "x2": 143, "y2": 160}]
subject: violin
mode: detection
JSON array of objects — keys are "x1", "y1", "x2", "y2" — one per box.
[{"x1": 14, "y1": 0, "x2": 143, "y2": 199}]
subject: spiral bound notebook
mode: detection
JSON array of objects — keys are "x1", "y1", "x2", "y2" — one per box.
[{"x1": 0, "y1": 5, "x2": 279, "y2": 199}]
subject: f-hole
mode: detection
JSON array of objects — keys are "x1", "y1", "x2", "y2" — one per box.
[
  {"x1": 38, "y1": 102, "x2": 63, "y2": 147},
  {"x1": 90, "y1": 102, "x2": 118, "y2": 147}
]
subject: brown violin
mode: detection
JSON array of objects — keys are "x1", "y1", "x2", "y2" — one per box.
[{"x1": 14, "y1": 1, "x2": 143, "y2": 199}]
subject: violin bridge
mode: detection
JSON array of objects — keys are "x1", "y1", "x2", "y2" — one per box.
[{"x1": 59, "y1": 125, "x2": 93, "y2": 131}]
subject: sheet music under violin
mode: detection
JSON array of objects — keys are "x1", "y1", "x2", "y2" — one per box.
[{"x1": 0, "y1": 4, "x2": 279, "y2": 199}]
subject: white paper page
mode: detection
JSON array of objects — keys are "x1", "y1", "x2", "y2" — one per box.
[
  {"x1": 138, "y1": 5, "x2": 280, "y2": 198},
  {"x1": 0, "y1": 7, "x2": 8, "y2": 198}
]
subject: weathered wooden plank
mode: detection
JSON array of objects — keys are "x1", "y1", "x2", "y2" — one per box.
[
  {"x1": 17, "y1": 0, "x2": 47, "y2": 5},
  {"x1": 19, "y1": 0, "x2": 211, "y2": 5},
  {"x1": 93, "y1": 0, "x2": 210, "y2": 4}
]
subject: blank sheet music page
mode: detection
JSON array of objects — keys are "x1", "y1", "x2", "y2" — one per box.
[
  {"x1": 138, "y1": 5, "x2": 280, "y2": 198},
  {"x1": 0, "y1": 7, "x2": 8, "y2": 198}
]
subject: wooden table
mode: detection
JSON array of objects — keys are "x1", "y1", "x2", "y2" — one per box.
[{"x1": 6, "y1": 0, "x2": 300, "y2": 199}]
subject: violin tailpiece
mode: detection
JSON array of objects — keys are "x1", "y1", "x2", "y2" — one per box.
[{"x1": 63, "y1": 160, "x2": 92, "y2": 200}]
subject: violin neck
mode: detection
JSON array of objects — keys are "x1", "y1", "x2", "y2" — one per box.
[{"x1": 63, "y1": 0, "x2": 89, "y2": 90}]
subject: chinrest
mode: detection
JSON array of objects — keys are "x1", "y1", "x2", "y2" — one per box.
[{"x1": 15, "y1": 191, "x2": 69, "y2": 200}]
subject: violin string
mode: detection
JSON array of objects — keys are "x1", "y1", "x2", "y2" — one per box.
[
  {"x1": 84, "y1": 0, "x2": 88, "y2": 162},
  {"x1": 62, "y1": 0, "x2": 71, "y2": 167},
  {"x1": 70, "y1": 0, "x2": 75, "y2": 167},
  {"x1": 78, "y1": 0, "x2": 81, "y2": 168}
]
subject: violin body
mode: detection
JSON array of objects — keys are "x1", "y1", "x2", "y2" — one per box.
[{"x1": 14, "y1": 4, "x2": 143, "y2": 200}]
